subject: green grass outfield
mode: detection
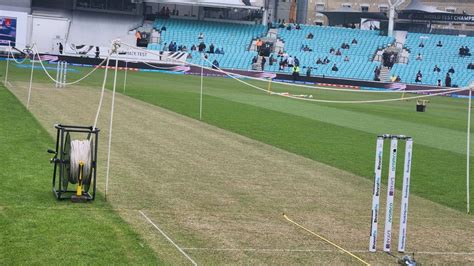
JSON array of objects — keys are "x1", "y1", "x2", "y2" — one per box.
[
  {"x1": 2, "y1": 60, "x2": 473, "y2": 214},
  {"x1": 0, "y1": 84, "x2": 161, "y2": 263}
]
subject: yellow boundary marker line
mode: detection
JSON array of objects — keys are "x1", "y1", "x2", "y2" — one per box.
[{"x1": 283, "y1": 213, "x2": 370, "y2": 266}]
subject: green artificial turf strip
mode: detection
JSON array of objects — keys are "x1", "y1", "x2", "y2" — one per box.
[
  {"x1": 1, "y1": 61, "x2": 472, "y2": 213},
  {"x1": 0, "y1": 86, "x2": 162, "y2": 264}
]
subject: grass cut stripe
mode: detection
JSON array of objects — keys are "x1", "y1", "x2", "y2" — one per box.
[{"x1": 0, "y1": 85, "x2": 162, "y2": 264}]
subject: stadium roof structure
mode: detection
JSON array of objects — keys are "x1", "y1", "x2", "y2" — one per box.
[
  {"x1": 320, "y1": 7, "x2": 388, "y2": 26},
  {"x1": 401, "y1": 0, "x2": 447, "y2": 14},
  {"x1": 141, "y1": 0, "x2": 264, "y2": 9}
]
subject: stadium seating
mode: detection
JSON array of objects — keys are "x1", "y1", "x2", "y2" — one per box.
[
  {"x1": 147, "y1": 19, "x2": 472, "y2": 86},
  {"x1": 268, "y1": 25, "x2": 394, "y2": 80},
  {"x1": 149, "y1": 19, "x2": 266, "y2": 69},
  {"x1": 390, "y1": 33, "x2": 474, "y2": 87}
]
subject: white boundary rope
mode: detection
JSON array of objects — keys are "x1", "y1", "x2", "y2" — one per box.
[
  {"x1": 199, "y1": 55, "x2": 468, "y2": 103},
  {"x1": 32, "y1": 46, "x2": 112, "y2": 86},
  {"x1": 118, "y1": 41, "x2": 464, "y2": 94},
  {"x1": 139, "y1": 211, "x2": 198, "y2": 266},
  {"x1": 141, "y1": 60, "x2": 185, "y2": 70},
  {"x1": 92, "y1": 56, "x2": 112, "y2": 130}
]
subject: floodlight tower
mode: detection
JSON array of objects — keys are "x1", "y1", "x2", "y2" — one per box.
[{"x1": 387, "y1": 0, "x2": 405, "y2": 37}]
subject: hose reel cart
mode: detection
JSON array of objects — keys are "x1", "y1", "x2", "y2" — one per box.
[{"x1": 48, "y1": 124, "x2": 100, "y2": 202}]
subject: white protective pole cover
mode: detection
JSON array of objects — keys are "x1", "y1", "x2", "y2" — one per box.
[
  {"x1": 383, "y1": 137, "x2": 398, "y2": 252},
  {"x1": 369, "y1": 136, "x2": 385, "y2": 252},
  {"x1": 398, "y1": 138, "x2": 413, "y2": 252}
]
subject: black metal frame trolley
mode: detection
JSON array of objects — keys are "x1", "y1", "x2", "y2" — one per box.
[{"x1": 48, "y1": 124, "x2": 100, "y2": 201}]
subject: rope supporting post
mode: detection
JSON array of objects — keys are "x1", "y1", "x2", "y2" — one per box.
[
  {"x1": 26, "y1": 54, "x2": 35, "y2": 110},
  {"x1": 467, "y1": 87, "x2": 472, "y2": 214},
  {"x1": 4, "y1": 43, "x2": 10, "y2": 85},
  {"x1": 123, "y1": 60, "x2": 128, "y2": 94},
  {"x1": 104, "y1": 56, "x2": 119, "y2": 201},
  {"x1": 200, "y1": 54, "x2": 204, "y2": 120}
]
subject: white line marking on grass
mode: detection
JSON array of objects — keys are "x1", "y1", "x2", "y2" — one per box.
[
  {"x1": 139, "y1": 210, "x2": 198, "y2": 266},
  {"x1": 181, "y1": 247, "x2": 474, "y2": 256}
]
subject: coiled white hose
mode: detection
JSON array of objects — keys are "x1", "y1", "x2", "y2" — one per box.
[{"x1": 70, "y1": 139, "x2": 92, "y2": 184}]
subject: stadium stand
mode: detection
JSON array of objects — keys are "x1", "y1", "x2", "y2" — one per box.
[
  {"x1": 147, "y1": 18, "x2": 472, "y2": 86},
  {"x1": 269, "y1": 25, "x2": 394, "y2": 80},
  {"x1": 390, "y1": 33, "x2": 474, "y2": 87},
  {"x1": 149, "y1": 19, "x2": 266, "y2": 69}
]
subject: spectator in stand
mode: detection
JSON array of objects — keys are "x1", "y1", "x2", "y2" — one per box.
[
  {"x1": 295, "y1": 24, "x2": 301, "y2": 30},
  {"x1": 269, "y1": 54, "x2": 274, "y2": 66},
  {"x1": 433, "y1": 65, "x2": 441, "y2": 72},
  {"x1": 212, "y1": 59, "x2": 219, "y2": 69},
  {"x1": 415, "y1": 70, "x2": 422, "y2": 83},
  {"x1": 294, "y1": 57, "x2": 300, "y2": 67},
  {"x1": 256, "y1": 39, "x2": 263, "y2": 52},
  {"x1": 279, "y1": 58, "x2": 284, "y2": 70},
  {"x1": 191, "y1": 44, "x2": 196, "y2": 51},
  {"x1": 323, "y1": 57, "x2": 330, "y2": 64},
  {"x1": 198, "y1": 42, "x2": 206, "y2": 52},
  {"x1": 437, "y1": 79, "x2": 442, "y2": 87},
  {"x1": 95, "y1": 46, "x2": 100, "y2": 58},
  {"x1": 460, "y1": 46, "x2": 472, "y2": 57},
  {"x1": 344, "y1": 55, "x2": 350, "y2": 62},
  {"x1": 292, "y1": 65, "x2": 300, "y2": 81},
  {"x1": 416, "y1": 53, "x2": 422, "y2": 60},
  {"x1": 436, "y1": 40, "x2": 443, "y2": 47},
  {"x1": 335, "y1": 49, "x2": 342, "y2": 56},
  {"x1": 331, "y1": 64, "x2": 339, "y2": 72},
  {"x1": 163, "y1": 42, "x2": 168, "y2": 51},
  {"x1": 374, "y1": 66, "x2": 381, "y2": 81},
  {"x1": 286, "y1": 24, "x2": 292, "y2": 31},
  {"x1": 220, "y1": 47, "x2": 224, "y2": 54},
  {"x1": 307, "y1": 32, "x2": 314, "y2": 39},
  {"x1": 182, "y1": 46, "x2": 187, "y2": 52},
  {"x1": 215, "y1": 48, "x2": 221, "y2": 54},
  {"x1": 329, "y1": 47, "x2": 335, "y2": 54},
  {"x1": 135, "y1": 31, "x2": 141, "y2": 46},
  {"x1": 161, "y1": 25, "x2": 167, "y2": 31},
  {"x1": 390, "y1": 75, "x2": 397, "y2": 82},
  {"x1": 252, "y1": 56, "x2": 258, "y2": 64},
  {"x1": 287, "y1": 55, "x2": 294, "y2": 67},
  {"x1": 261, "y1": 56, "x2": 266, "y2": 70},
  {"x1": 352, "y1": 38, "x2": 358, "y2": 45},
  {"x1": 448, "y1": 66, "x2": 455, "y2": 74},
  {"x1": 445, "y1": 73, "x2": 452, "y2": 87},
  {"x1": 198, "y1": 32, "x2": 204, "y2": 41},
  {"x1": 306, "y1": 67, "x2": 312, "y2": 77},
  {"x1": 419, "y1": 42, "x2": 424, "y2": 48},
  {"x1": 395, "y1": 75, "x2": 401, "y2": 82},
  {"x1": 468, "y1": 63, "x2": 474, "y2": 69},
  {"x1": 209, "y1": 43, "x2": 215, "y2": 53},
  {"x1": 316, "y1": 58, "x2": 323, "y2": 64}
]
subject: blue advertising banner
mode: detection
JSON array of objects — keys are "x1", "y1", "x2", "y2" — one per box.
[{"x1": 0, "y1": 16, "x2": 17, "y2": 47}]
